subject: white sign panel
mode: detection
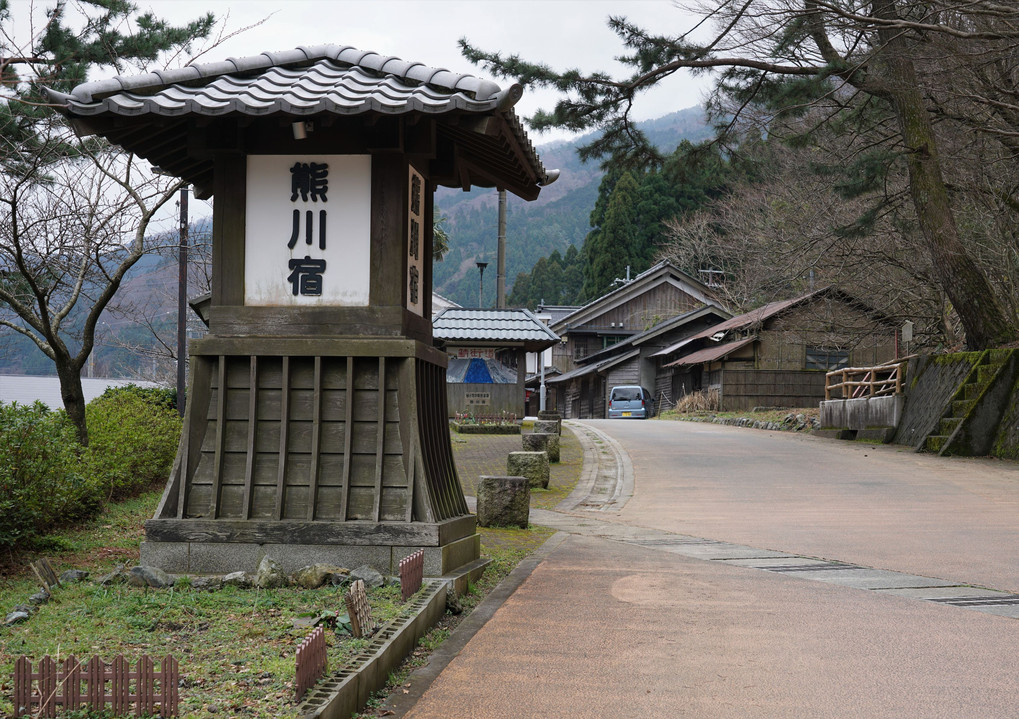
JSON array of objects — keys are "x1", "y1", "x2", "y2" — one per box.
[{"x1": 244, "y1": 155, "x2": 371, "y2": 306}]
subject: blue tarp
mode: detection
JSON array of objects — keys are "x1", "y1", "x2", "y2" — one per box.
[{"x1": 447, "y1": 358, "x2": 517, "y2": 384}]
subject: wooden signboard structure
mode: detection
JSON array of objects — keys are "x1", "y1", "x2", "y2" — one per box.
[{"x1": 48, "y1": 45, "x2": 558, "y2": 575}]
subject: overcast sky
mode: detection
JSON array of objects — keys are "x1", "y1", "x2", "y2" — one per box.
[
  {"x1": 123, "y1": 0, "x2": 710, "y2": 142},
  {"x1": 11, "y1": 0, "x2": 714, "y2": 227}
]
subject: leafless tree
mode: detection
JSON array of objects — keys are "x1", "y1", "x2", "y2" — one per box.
[
  {"x1": 0, "y1": 120, "x2": 183, "y2": 442},
  {"x1": 463, "y1": 0, "x2": 1019, "y2": 348}
]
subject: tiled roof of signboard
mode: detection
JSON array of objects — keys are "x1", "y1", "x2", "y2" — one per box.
[
  {"x1": 432, "y1": 308, "x2": 560, "y2": 351},
  {"x1": 45, "y1": 45, "x2": 557, "y2": 200}
]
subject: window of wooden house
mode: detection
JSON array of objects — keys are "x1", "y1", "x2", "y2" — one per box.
[
  {"x1": 602, "y1": 335, "x2": 626, "y2": 349},
  {"x1": 805, "y1": 346, "x2": 850, "y2": 370},
  {"x1": 573, "y1": 337, "x2": 589, "y2": 360}
]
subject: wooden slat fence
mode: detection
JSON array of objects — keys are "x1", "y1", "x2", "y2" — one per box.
[
  {"x1": 13, "y1": 654, "x2": 178, "y2": 717},
  {"x1": 399, "y1": 549, "x2": 425, "y2": 601},
  {"x1": 825, "y1": 361, "x2": 906, "y2": 400},
  {"x1": 294, "y1": 626, "x2": 327, "y2": 701}
]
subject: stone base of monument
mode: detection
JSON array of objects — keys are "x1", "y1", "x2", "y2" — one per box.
[{"x1": 140, "y1": 516, "x2": 480, "y2": 576}]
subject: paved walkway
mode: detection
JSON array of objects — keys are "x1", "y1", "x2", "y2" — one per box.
[{"x1": 386, "y1": 420, "x2": 1019, "y2": 718}]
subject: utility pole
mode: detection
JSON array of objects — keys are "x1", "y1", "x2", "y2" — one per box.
[
  {"x1": 496, "y1": 189, "x2": 506, "y2": 308},
  {"x1": 177, "y1": 185, "x2": 189, "y2": 417}
]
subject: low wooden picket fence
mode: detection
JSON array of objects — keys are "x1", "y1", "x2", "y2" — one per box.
[
  {"x1": 13, "y1": 654, "x2": 178, "y2": 717},
  {"x1": 295, "y1": 627, "x2": 327, "y2": 701},
  {"x1": 399, "y1": 549, "x2": 425, "y2": 601}
]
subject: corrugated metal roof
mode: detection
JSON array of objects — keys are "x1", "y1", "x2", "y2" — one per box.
[
  {"x1": 433, "y1": 308, "x2": 560, "y2": 351},
  {"x1": 46, "y1": 45, "x2": 556, "y2": 201},
  {"x1": 689, "y1": 289, "x2": 829, "y2": 341},
  {"x1": 546, "y1": 348, "x2": 640, "y2": 385},
  {"x1": 650, "y1": 336, "x2": 697, "y2": 358},
  {"x1": 664, "y1": 336, "x2": 756, "y2": 367}
]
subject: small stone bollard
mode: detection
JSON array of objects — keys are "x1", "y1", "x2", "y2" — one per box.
[
  {"x1": 522, "y1": 431, "x2": 549, "y2": 453},
  {"x1": 534, "y1": 419, "x2": 559, "y2": 436},
  {"x1": 545, "y1": 432, "x2": 560, "y2": 463},
  {"x1": 522, "y1": 432, "x2": 560, "y2": 463},
  {"x1": 476, "y1": 475, "x2": 529, "y2": 528},
  {"x1": 537, "y1": 411, "x2": 562, "y2": 434},
  {"x1": 507, "y1": 451, "x2": 549, "y2": 489}
]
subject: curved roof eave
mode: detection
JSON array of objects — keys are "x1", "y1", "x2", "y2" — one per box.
[{"x1": 44, "y1": 44, "x2": 558, "y2": 199}]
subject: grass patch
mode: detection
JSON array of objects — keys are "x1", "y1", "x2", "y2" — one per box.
[
  {"x1": 2, "y1": 431, "x2": 569, "y2": 719},
  {"x1": 0, "y1": 570, "x2": 409, "y2": 718},
  {"x1": 659, "y1": 406, "x2": 820, "y2": 426},
  {"x1": 2, "y1": 426, "x2": 573, "y2": 718}
]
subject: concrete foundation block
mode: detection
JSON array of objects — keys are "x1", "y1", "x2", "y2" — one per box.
[
  {"x1": 507, "y1": 450, "x2": 549, "y2": 489},
  {"x1": 408, "y1": 534, "x2": 481, "y2": 576},
  {"x1": 476, "y1": 475, "x2": 530, "y2": 528},
  {"x1": 139, "y1": 541, "x2": 190, "y2": 573},
  {"x1": 263, "y1": 544, "x2": 394, "y2": 574}
]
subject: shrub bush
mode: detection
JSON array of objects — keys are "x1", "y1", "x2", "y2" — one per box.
[
  {"x1": 0, "y1": 402, "x2": 89, "y2": 550},
  {"x1": 84, "y1": 385, "x2": 182, "y2": 501}
]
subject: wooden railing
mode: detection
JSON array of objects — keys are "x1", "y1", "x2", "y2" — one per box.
[{"x1": 825, "y1": 361, "x2": 906, "y2": 400}]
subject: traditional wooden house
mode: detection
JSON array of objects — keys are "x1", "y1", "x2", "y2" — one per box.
[
  {"x1": 659, "y1": 287, "x2": 898, "y2": 410},
  {"x1": 546, "y1": 262, "x2": 729, "y2": 418}
]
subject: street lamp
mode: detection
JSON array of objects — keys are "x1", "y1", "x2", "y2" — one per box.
[{"x1": 476, "y1": 260, "x2": 488, "y2": 307}]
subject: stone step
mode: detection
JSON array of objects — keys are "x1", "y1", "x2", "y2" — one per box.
[
  {"x1": 925, "y1": 435, "x2": 948, "y2": 454},
  {"x1": 939, "y1": 417, "x2": 962, "y2": 436},
  {"x1": 964, "y1": 382, "x2": 984, "y2": 401},
  {"x1": 952, "y1": 398, "x2": 975, "y2": 418},
  {"x1": 976, "y1": 363, "x2": 1001, "y2": 385}
]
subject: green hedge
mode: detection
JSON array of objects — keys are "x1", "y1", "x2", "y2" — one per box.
[
  {"x1": 0, "y1": 385, "x2": 182, "y2": 550},
  {"x1": 0, "y1": 402, "x2": 90, "y2": 549},
  {"x1": 84, "y1": 385, "x2": 181, "y2": 501}
]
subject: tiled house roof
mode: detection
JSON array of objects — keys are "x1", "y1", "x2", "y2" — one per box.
[
  {"x1": 433, "y1": 308, "x2": 560, "y2": 352},
  {"x1": 46, "y1": 45, "x2": 557, "y2": 200}
]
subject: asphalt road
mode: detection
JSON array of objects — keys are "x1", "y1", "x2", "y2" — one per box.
[{"x1": 401, "y1": 420, "x2": 1019, "y2": 719}]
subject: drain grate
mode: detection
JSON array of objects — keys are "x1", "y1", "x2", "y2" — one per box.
[
  {"x1": 757, "y1": 563, "x2": 864, "y2": 573},
  {"x1": 632, "y1": 537, "x2": 723, "y2": 547},
  {"x1": 927, "y1": 595, "x2": 1019, "y2": 607}
]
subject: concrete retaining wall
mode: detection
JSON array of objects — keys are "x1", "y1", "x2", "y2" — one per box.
[{"x1": 820, "y1": 395, "x2": 904, "y2": 430}]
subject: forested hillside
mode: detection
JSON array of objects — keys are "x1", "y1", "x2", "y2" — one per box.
[{"x1": 433, "y1": 106, "x2": 710, "y2": 307}]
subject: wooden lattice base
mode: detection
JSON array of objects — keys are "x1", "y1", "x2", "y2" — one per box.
[{"x1": 144, "y1": 337, "x2": 477, "y2": 575}]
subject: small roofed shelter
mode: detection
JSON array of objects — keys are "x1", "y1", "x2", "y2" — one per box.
[
  {"x1": 432, "y1": 308, "x2": 560, "y2": 418},
  {"x1": 47, "y1": 45, "x2": 558, "y2": 576}
]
